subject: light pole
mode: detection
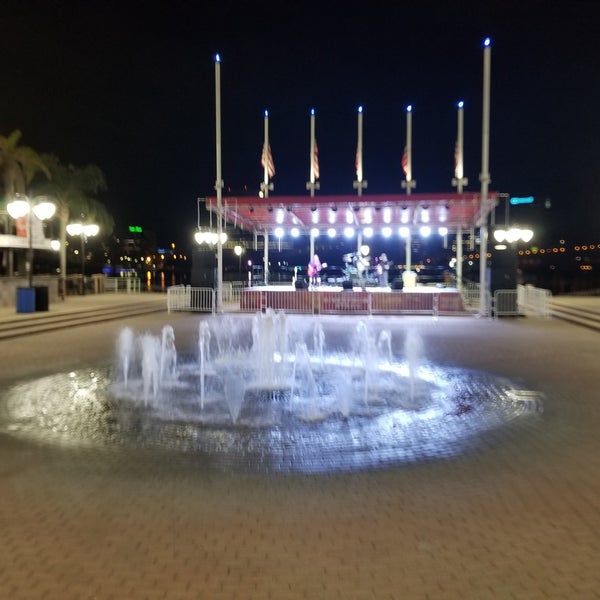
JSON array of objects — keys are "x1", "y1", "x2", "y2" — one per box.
[
  {"x1": 6, "y1": 194, "x2": 56, "y2": 289},
  {"x1": 66, "y1": 222, "x2": 99, "y2": 294},
  {"x1": 234, "y1": 245, "x2": 243, "y2": 275}
]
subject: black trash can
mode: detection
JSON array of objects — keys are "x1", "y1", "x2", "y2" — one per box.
[{"x1": 34, "y1": 286, "x2": 49, "y2": 311}]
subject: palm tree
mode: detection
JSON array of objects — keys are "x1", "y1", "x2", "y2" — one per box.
[
  {"x1": 0, "y1": 130, "x2": 51, "y2": 277},
  {"x1": 0, "y1": 130, "x2": 50, "y2": 198},
  {"x1": 32, "y1": 154, "x2": 114, "y2": 286}
]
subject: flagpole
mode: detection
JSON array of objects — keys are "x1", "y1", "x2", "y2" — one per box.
[
  {"x1": 479, "y1": 38, "x2": 492, "y2": 317},
  {"x1": 452, "y1": 100, "x2": 469, "y2": 291},
  {"x1": 262, "y1": 110, "x2": 271, "y2": 199},
  {"x1": 214, "y1": 54, "x2": 223, "y2": 312},
  {"x1": 306, "y1": 108, "x2": 320, "y2": 262},
  {"x1": 352, "y1": 106, "x2": 367, "y2": 196},
  {"x1": 401, "y1": 105, "x2": 416, "y2": 274}
]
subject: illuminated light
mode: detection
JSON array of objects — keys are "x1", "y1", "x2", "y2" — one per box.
[
  {"x1": 419, "y1": 225, "x2": 431, "y2": 237},
  {"x1": 362, "y1": 207, "x2": 372, "y2": 224},
  {"x1": 291, "y1": 227, "x2": 300, "y2": 237},
  {"x1": 214, "y1": 54, "x2": 221, "y2": 62},
  {"x1": 344, "y1": 227, "x2": 355, "y2": 238},
  {"x1": 401, "y1": 208, "x2": 409, "y2": 224},
  {"x1": 6, "y1": 199, "x2": 29, "y2": 218},
  {"x1": 420, "y1": 207, "x2": 429, "y2": 223},
  {"x1": 358, "y1": 105, "x2": 363, "y2": 113},
  {"x1": 50, "y1": 240, "x2": 60, "y2": 251},
  {"x1": 521, "y1": 229, "x2": 534, "y2": 243},
  {"x1": 311, "y1": 209, "x2": 319, "y2": 224},
  {"x1": 495, "y1": 244, "x2": 507, "y2": 250},
  {"x1": 360, "y1": 244, "x2": 370, "y2": 257},
  {"x1": 406, "y1": 104, "x2": 412, "y2": 112},
  {"x1": 311, "y1": 108, "x2": 315, "y2": 116},
  {"x1": 399, "y1": 226, "x2": 410, "y2": 238},
  {"x1": 311, "y1": 228, "x2": 319, "y2": 238},
  {"x1": 276, "y1": 208, "x2": 284, "y2": 224},
  {"x1": 346, "y1": 209, "x2": 354, "y2": 224},
  {"x1": 274, "y1": 227, "x2": 284, "y2": 238},
  {"x1": 328, "y1": 209, "x2": 337, "y2": 224},
  {"x1": 363, "y1": 226, "x2": 373, "y2": 238},
  {"x1": 510, "y1": 196, "x2": 534, "y2": 205},
  {"x1": 494, "y1": 230, "x2": 506, "y2": 243},
  {"x1": 327, "y1": 227, "x2": 336, "y2": 238},
  {"x1": 574, "y1": 246, "x2": 580, "y2": 251},
  {"x1": 553, "y1": 248, "x2": 558, "y2": 253},
  {"x1": 383, "y1": 207, "x2": 392, "y2": 224},
  {"x1": 483, "y1": 37, "x2": 491, "y2": 47},
  {"x1": 559, "y1": 239, "x2": 565, "y2": 244},
  {"x1": 590, "y1": 245, "x2": 595, "y2": 250},
  {"x1": 264, "y1": 109, "x2": 269, "y2": 117},
  {"x1": 525, "y1": 250, "x2": 531, "y2": 255},
  {"x1": 382, "y1": 226, "x2": 392, "y2": 238},
  {"x1": 458, "y1": 100, "x2": 464, "y2": 109},
  {"x1": 582, "y1": 245, "x2": 588, "y2": 251},
  {"x1": 438, "y1": 226, "x2": 448, "y2": 237}
]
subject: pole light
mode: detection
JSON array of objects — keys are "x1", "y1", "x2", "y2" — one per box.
[
  {"x1": 6, "y1": 194, "x2": 56, "y2": 288},
  {"x1": 66, "y1": 223, "x2": 99, "y2": 292}
]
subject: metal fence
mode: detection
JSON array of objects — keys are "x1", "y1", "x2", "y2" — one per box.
[
  {"x1": 517, "y1": 284, "x2": 552, "y2": 318},
  {"x1": 105, "y1": 277, "x2": 142, "y2": 293},
  {"x1": 167, "y1": 286, "x2": 214, "y2": 313}
]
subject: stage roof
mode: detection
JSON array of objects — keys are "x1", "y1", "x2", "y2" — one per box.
[{"x1": 205, "y1": 193, "x2": 499, "y2": 235}]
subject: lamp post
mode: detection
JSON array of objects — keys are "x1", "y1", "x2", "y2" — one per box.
[
  {"x1": 234, "y1": 245, "x2": 243, "y2": 275},
  {"x1": 66, "y1": 222, "x2": 99, "y2": 294},
  {"x1": 6, "y1": 194, "x2": 56, "y2": 289}
]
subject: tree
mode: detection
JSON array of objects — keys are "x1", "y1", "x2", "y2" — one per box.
[
  {"x1": 0, "y1": 130, "x2": 50, "y2": 198},
  {"x1": 32, "y1": 154, "x2": 114, "y2": 282}
]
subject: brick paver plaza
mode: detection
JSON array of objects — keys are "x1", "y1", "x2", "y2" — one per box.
[{"x1": 0, "y1": 301, "x2": 599, "y2": 599}]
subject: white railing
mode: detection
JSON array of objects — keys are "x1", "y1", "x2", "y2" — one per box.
[
  {"x1": 105, "y1": 277, "x2": 141, "y2": 293},
  {"x1": 167, "y1": 286, "x2": 215, "y2": 313},
  {"x1": 460, "y1": 282, "x2": 492, "y2": 316},
  {"x1": 517, "y1": 284, "x2": 552, "y2": 318}
]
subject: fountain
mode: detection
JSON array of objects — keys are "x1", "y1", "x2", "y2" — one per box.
[{"x1": 0, "y1": 310, "x2": 545, "y2": 473}]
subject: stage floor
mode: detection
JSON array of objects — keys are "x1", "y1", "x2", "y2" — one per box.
[{"x1": 240, "y1": 285, "x2": 467, "y2": 314}]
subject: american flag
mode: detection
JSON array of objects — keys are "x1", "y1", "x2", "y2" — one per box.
[
  {"x1": 261, "y1": 144, "x2": 275, "y2": 178},
  {"x1": 312, "y1": 140, "x2": 320, "y2": 180},
  {"x1": 401, "y1": 146, "x2": 408, "y2": 176}
]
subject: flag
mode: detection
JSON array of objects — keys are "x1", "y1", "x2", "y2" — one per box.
[
  {"x1": 261, "y1": 144, "x2": 275, "y2": 178},
  {"x1": 312, "y1": 140, "x2": 320, "y2": 180},
  {"x1": 401, "y1": 146, "x2": 408, "y2": 177}
]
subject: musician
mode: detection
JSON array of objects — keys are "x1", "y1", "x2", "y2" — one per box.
[
  {"x1": 307, "y1": 254, "x2": 322, "y2": 287},
  {"x1": 377, "y1": 253, "x2": 390, "y2": 287}
]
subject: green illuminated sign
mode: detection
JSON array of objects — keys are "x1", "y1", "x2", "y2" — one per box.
[{"x1": 128, "y1": 225, "x2": 143, "y2": 233}]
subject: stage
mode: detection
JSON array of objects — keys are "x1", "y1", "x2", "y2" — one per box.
[{"x1": 239, "y1": 285, "x2": 467, "y2": 315}]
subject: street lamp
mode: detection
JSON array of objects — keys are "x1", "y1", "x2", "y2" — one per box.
[
  {"x1": 234, "y1": 245, "x2": 243, "y2": 274},
  {"x1": 66, "y1": 222, "x2": 99, "y2": 293},
  {"x1": 6, "y1": 194, "x2": 56, "y2": 288}
]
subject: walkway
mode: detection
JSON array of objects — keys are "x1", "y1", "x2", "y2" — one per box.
[{"x1": 0, "y1": 294, "x2": 599, "y2": 599}]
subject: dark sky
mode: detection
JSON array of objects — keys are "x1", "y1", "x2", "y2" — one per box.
[{"x1": 3, "y1": 0, "x2": 599, "y2": 247}]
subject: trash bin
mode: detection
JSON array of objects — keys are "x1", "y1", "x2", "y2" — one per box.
[
  {"x1": 34, "y1": 286, "x2": 49, "y2": 311},
  {"x1": 16, "y1": 287, "x2": 36, "y2": 313}
]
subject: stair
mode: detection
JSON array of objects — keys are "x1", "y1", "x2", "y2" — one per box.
[
  {"x1": 0, "y1": 297, "x2": 166, "y2": 340},
  {"x1": 550, "y1": 297, "x2": 600, "y2": 332}
]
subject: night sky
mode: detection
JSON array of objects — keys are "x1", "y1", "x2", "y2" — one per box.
[{"x1": 3, "y1": 0, "x2": 599, "y2": 248}]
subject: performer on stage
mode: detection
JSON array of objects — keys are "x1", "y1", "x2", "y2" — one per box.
[
  {"x1": 308, "y1": 254, "x2": 322, "y2": 287},
  {"x1": 377, "y1": 253, "x2": 390, "y2": 287}
]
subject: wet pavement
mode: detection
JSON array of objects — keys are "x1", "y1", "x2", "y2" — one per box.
[{"x1": 0, "y1": 301, "x2": 599, "y2": 598}]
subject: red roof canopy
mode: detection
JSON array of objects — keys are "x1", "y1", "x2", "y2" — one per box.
[{"x1": 205, "y1": 193, "x2": 498, "y2": 235}]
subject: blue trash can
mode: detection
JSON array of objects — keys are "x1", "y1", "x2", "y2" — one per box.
[{"x1": 16, "y1": 287, "x2": 36, "y2": 313}]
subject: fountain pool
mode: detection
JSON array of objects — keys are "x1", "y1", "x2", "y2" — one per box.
[{"x1": 0, "y1": 311, "x2": 544, "y2": 473}]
